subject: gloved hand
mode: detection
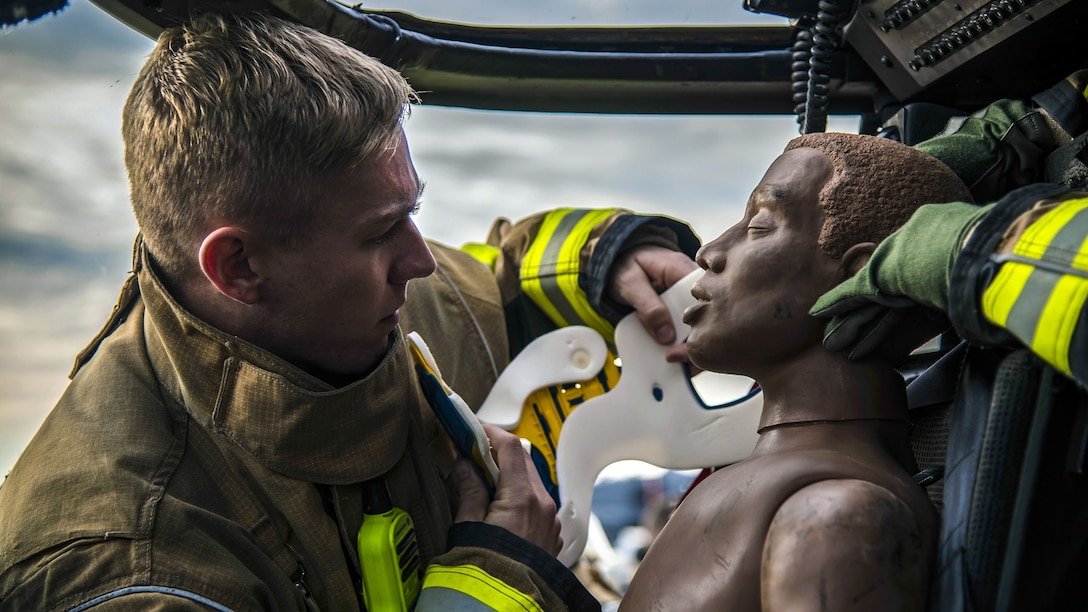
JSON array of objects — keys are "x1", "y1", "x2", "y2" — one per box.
[{"x1": 810, "y1": 201, "x2": 992, "y2": 359}]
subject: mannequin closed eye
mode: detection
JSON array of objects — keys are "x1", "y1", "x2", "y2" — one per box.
[{"x1": 746, "y1": 209, "x2": 777, "y2": 234}]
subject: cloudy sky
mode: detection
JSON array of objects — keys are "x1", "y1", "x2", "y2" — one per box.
[{"x1": 0, "y1": 0, "x2": 859, "y2": 471}]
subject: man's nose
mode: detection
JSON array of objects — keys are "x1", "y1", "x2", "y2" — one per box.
[{"x1": 394, "y1": 218, "x2": 436, "y2": 283}]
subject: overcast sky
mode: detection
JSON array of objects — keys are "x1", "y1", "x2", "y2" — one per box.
[{"x1": 0, "y1": 0, "x2": 859, "y2": 471}]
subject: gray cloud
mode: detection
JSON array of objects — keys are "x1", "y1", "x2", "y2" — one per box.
[
  {"x1": 405, "y1": 107, "x2": 859, "y2": 246},
  {"x1": 0, "y1": 0, "x2": 150, "y2": 67}
]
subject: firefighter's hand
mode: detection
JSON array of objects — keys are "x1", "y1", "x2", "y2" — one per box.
[
  {"x1": 454, "y1": 424, "x2": 562, "y2": 555},
  {"x1": 810, "y1": 202, "x2": 989, "y2": 359},
  {"x1": 610, "y1": 245, "x2": 698, "y2": 345}
]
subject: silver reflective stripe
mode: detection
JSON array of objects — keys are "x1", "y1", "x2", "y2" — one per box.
[
  {"x1": 69, "y1": 586, "x2": 235, "y2": 612},
  {"x1": 991, "y1": 252, "x2": 1088, "y2": 280}
]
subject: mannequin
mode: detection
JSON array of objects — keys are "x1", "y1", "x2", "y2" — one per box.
[{"x1": 621, "y1": 133, "x2": 974, "y2": 611}]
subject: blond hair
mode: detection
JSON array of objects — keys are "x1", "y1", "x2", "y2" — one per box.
[
  {"x1": 785, "y1": 133, "x2": 974, "y2": 258},
  {"x1": 123, "y1": 11, "x2": 417, "y2": 279}
]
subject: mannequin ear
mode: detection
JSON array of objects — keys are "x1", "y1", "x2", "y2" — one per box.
[
  {"x1": 839, "y1": 242, "x2": 876, "y2": 279},
  {"x1": 199, "y1": 227, "x2": 262, "y2": 305}
]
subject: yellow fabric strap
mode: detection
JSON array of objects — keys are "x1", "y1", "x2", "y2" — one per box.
[
  {"x1": 422, "y1": 564, "x2": 544, "y2": 612},
  {"x1": 982, "y1": 197, "x2": 1088, "y2": 376},
  {"x1": 520, "y1": 208, "x2": 616, "y2": 340},
  {"x1": 461, "y1": 242, "x2": 501, "y2": 271}
]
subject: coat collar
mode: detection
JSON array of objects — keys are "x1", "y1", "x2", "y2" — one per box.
[{"x1": 137, "y1": 244, "x2": 414, "y2": 485}]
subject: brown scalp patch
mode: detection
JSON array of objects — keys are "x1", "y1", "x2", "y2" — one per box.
[{"x1": 785, "y1": 133, "x2": 974, "y2": 258}]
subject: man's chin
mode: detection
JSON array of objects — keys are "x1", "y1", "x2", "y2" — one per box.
[
  {"x1": 353, "y1": 332, "x2": 399, "y2": 377},
  {"x1": 303, "y1": 335, "x2": 398, "y2": 387}
]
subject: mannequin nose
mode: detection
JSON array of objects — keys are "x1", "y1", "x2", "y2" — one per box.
[{"x1": 695, "y1": 237, "x2": 726, "y2": 273}]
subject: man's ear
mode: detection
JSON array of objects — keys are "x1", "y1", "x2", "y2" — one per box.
[
  {"x1": 199, "y1": 227, "x2": 262, "y2": 305},
  {"x1": 839, "y1": 242, "x2": 876, "y2": 278}
]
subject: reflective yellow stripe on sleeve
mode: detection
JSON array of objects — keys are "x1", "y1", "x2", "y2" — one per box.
[
  {"x1": 421, "y1": 564, "x2": 544, "y2": 612},
  {"x1": 982, "y1": 197, "x2": 1088, "y2": 377},
  {"x1": 1033, "y1": 272, "x2": 1088, "y2": 375},
  {"x1": 981, "y1": 261, "x2": 1033, "y2": 328},
  {"x1": 520, "y1": 208, "x2": 617, "y2": 340},
  {"x1": 1010, "y1": 195, "x2": 1088, "y2": 262}
]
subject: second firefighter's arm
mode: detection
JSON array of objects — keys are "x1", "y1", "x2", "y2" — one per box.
[
  {"x1": 949, "y1": 185, "x2": 1088, "y2": 387},
  {"x1": 464, "y1": 208, "x2": 700, "y2": 354}
]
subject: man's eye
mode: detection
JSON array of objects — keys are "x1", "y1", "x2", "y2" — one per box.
[
  {"x1": 372, "y1": 222, "x2": 399, "y2": 245},
  {"x1": 372, "y1": 203, "x2": 421, "y2": 245}
]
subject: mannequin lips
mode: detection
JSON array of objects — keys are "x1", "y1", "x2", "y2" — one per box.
[
  {"x1": 682, "y1": 301, "x2": 706, "y2": 326},
  {"x1": 690, "y1": 281, "x2": 711, "y2": 301},
  {"x1": 684, "y1": 282, "x2": 711, "y2": 325}
]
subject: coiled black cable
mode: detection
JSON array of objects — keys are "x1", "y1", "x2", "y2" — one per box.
[
  {"x1": 801, "y1": 0, "x2": 845, "y2": 134},
  {"x1": 791, "y1": 21, "x2": 815, "y2": 132}
]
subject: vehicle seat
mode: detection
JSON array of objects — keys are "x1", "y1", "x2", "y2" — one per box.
[
  {"x1": 907, "y1": 342, "x2": 1088, "y2": 611},
  {"x1": 905, "y1": 344, "x2": 958, "y2": 515}
]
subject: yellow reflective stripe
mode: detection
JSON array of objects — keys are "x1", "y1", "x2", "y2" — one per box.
[
  {"x1": 985, "y1": 198, "x2": 1088, "y2": 326},
  {"x1": 520, "y1": 209, "x2": 616, "y2": 339},
  {"x1": 555, "y1": 210, "x2": 615, "y2": 338},
  {"x1": 422, "y1": 564, "x2": 544, "y2": 612},
  {"x1": 461, "y1": 242, "x2": 500, "y2": 271},
  {"x1": 521, "y1": 210, "x2": 572, "y2": 327},
  {"x1": 1031, "y1": 273, "x2": 1088, "y2": 376},
  {"x1": 1027, "y1": 221, "x2": 1088, "y2": 376},
  {"x1": 982, "y1": 261, "x2": 1033, "y2": 328},
  {"x1": 1011, "y1": 198, "x2": 1088, "y2": 261},
  {"x1": 982, "y1": 198, "x2": 1088, "y2": 375}
]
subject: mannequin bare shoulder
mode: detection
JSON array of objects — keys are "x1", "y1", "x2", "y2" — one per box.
[
  {"x1": 762, "y1": 479, "x2": 928, "y2": 612},
  {"x1": 620, "y1": 426, "x2": 936, "y2": 612}
]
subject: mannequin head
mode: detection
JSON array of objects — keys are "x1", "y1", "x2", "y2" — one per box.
[
  {"x1": 684, "y1": 133, "x2": 972, "y2": 375},
  {"x1": 787, "y1": 132, "x2": 975, "y2": 258}
]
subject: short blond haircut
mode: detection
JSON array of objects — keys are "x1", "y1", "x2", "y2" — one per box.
[
  {"x1": 123, "y1": 11, "x2": 417, "y2": 280},
  {"x1": 785, "y1": 133, "x2": 974, "y2": 258}
]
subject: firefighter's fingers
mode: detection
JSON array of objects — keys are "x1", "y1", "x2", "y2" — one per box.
[
  {"x1": 453, "y1": 459, "x2": 490, "y2": 523},
  {"x1": 610, "y1": 246, "x2": 697, "y2": 345},
  {"x1": 480, "y1": 424, "x2": 563, "y2": 555}
]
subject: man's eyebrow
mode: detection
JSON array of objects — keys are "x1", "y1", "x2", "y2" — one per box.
[{"x1": 367, "y1": 183, "x2": 425, "y2": 230}]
